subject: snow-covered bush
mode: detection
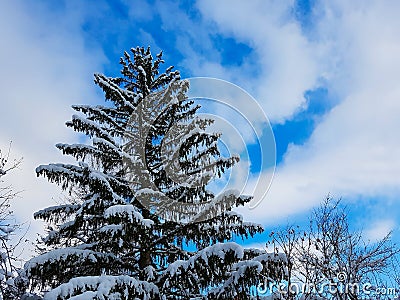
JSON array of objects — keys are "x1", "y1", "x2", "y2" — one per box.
[{"x1": 0, "y1": 147, "x2": 26, "y2": 300}]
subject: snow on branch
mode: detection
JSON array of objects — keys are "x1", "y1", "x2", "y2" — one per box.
[
  {"x1": 43, "y1": 275, "x2": 158, "y2": 300},
  {"x1": 24, "y1": 248, "x2": 116, "y2": 276},
  {"x1": 104, "y1": 204, "x2": 154, "y2": 228}
]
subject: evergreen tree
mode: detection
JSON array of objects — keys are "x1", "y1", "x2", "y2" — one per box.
[{"x1": 25, "y1": 46, "x2": 285, "y2": 299}]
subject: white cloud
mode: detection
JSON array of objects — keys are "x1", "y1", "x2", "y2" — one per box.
[
  {"x1": 196, "y1": 0, "x2": 321, "y2": 123},
  {"x1": 364, "y1": 219, "x2": 395, "y2": 242},
  {"x1": 0, "y1": 1, "x2": 105, "y2": 257},
  {"x1": 230, "y1": 1, "x2": 400, "y2": 225}
]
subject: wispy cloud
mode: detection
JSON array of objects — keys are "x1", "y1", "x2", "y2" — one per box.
[
  {"x1": 196, "y1": 0, "x2": 321, "y2": 123},
  {"x1": 195, "y1": 1, "x2": 400, "y2": 226},
  {"x1": 364, "y1": 219, "x2": 395, "y2": 242},
  {"x1": 0, "y1": 1, "x2": 106, "y2": 256}
]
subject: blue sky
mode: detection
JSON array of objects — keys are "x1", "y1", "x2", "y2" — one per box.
[{"x1": 1, "y1": 0, "x2": 400, "y2": 255}]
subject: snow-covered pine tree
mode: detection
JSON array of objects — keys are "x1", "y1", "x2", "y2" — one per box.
[{"x1": 25, "y1": 46, "x2": 286, "y2": 299}]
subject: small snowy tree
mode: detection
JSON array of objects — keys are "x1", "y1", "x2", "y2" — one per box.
[
  {"x1": 25, "y1": 47, "x2": 286, "y2": 299},
  {"x1": 0, "y1": 146, "x2": 26, "y2": 300},
  {"x1": 268, "y1": 197, "x2": 399, "y2": 300},
  {"x1": 301, "y1": 198, "x2": 398, "y2": 300}
]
